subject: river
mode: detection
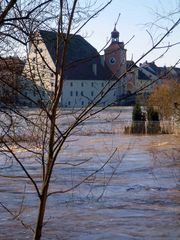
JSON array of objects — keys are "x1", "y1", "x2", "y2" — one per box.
[{"x1": 0, "y1": 107, "x2": 179, "y2": 239}]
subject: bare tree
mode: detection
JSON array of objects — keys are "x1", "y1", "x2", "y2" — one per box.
[{"x1": 0, "y1": 1, "x2": 179, "y2": 240}]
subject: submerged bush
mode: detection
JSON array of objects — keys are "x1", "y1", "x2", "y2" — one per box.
[
  {"x1": 131, "y1": 104, "x2": 145, "y2": 134},
  {"x1": 147, "y1": 106, "x2": 161, "y2": 134}
]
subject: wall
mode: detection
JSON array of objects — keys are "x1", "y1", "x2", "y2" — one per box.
[{"x1": 61, "y1": 79, "x2": 119, "y2": 108}]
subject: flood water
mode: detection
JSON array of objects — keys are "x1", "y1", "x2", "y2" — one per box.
[{"x1": 0, "y1": 107, "x2": 180, "y2": 239}]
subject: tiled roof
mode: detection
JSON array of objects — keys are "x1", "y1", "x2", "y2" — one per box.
[
  {"x1": 138, "y1": 69, "x2": 151, "y2": 80},
  {"x1": 147, "y1": 62, "x2": 160, "y2": 74},
  {"x1": 139, "y1": 61, "x2": 160, "y2": 76},
  {"x1": 174, "y1": 67, "x2": 180, "y2": 73},
  {"x1": 157, "y1": 66, "x2": 180, "y2": 78},
  {"x1": 0, "y1": 57, "x2": 24, "y2": 73},
  {"x1": 39, "y1": 30, "x2": 114, "y2": 80},
  {"x1": 138, "y1": 61, "x2": 180, "y2": 81}
]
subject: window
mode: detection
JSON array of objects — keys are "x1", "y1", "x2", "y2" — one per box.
[
  {"x1": 32, "y1": 65, "x2": 35, "y2": 70},
  {"x1": 43, "y1": 65, "x2": 46, "y2": 69},
  {"x1": 91, "y1": 82, "x2": 94, "y2": 87},
  {"x1": 76, "y1": 91, "x2": 78, "y2": 96},
  {"x1": 40, "y1": 48, "x2": 43, "y2": 53},
  {"x1": 42, "y1": 73, "x2": 45, "y2": 77},
  {"x1": 81, "y1": 91, "x2": 83, "y2": 96},
  {"x1": 82, "y1": 101, "x2": 84, "y2": 106},
  {"x1": 34, "y1": 49, "x2": 37, "y2": 53},
  {"x1": 32, "y1": 57, "x2": 35, "y2": 62},
  {"x1": 70, "y1": 91, "x2": 73, "y2": 96},
  {"x1": 70, "y1": 82, "x2": 73, "y2": 87},
  {"x1": 51, "y1": 82, "x2": 54, "y2": 87},
  {"x1": 81, "y1": 82, "x2": 84, "y2": 87},
  {"x1": 51, "y1": 73, "x2": 54, "y2": 77},
  {"x1": 91, "y1": 91, "x2": 94, "y2": 97},
  {"x1": 101, "y1": 82, "x2": 104, "y2": 87},
  {"x1": 68, "y1": 101, "x2": 71, "y2": 106}
]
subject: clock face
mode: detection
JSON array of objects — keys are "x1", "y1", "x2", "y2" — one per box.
[{"x1": 109, "y1": 57, "x2": 116, "y2": 65}]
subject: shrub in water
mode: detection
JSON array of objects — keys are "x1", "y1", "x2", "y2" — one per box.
[
  {"x1": 147, "y1": 106, "x2": 161, "y2": 134},
  {"x1": 131, "y1": 104, "x2": 145, "y2": 134}
]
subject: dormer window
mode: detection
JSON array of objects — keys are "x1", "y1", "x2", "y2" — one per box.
[{"x1": 92, "y1": 64, "x2": 97, "y2": 75}]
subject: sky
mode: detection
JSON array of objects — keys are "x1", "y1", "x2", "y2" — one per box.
[{"x1": 80, "y1": 0, "x2": 180, "y2": 67}]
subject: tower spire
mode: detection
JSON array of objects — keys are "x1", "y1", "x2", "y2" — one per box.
[
  {"x1": 111, "y1": 13, "x2": 121, "y2": 43},
  {"x1": 115, "y1": 13, "x2": 121, "y2": 29}
]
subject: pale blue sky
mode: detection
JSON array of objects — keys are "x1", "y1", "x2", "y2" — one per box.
[{"x1": 80, "y1": 0, "x2": 180, "y2": 67}]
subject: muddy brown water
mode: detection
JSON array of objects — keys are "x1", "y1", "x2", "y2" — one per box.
[{"x1": 0, "y1": 108, "x2": 179, "y2": 239}]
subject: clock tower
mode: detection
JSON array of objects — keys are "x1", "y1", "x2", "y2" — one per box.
[{"x1": 104, "y1": 27, "x2": 126, "y2": 79}]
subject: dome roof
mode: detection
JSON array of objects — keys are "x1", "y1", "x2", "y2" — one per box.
[{"x1": 111, "y1": 27, "x2": 119, "y2": 39}]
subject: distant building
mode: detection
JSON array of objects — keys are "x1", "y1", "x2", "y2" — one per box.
[
  {"x1": 23, "y1": 28, "x2": 134, "y2": 107},
  {"x1": 135, "y1": 61, "x2": 160, "y2": 97},
  {"x1": 22, "y1": 28, "x2": 180, "y2": 108},
  {"x1": 0, "y1": 57, "x2": 24, "y2": 106},
  {"x1": 135, "y1": 61, "x2": 180, "y2": 98}
]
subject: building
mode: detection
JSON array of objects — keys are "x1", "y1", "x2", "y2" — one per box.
[
  {"x1": 22, "y1": 28, "x2": 131, "y2": 108},
  {"x1": 135, "y1": 61, "x2": 180, "y2": 98},
  {"x1": 0, "y1": 57, "x2": 24, "y2": 106},
  {"x1": 22, "y1": 28, "x2": 180, "y2": 108}
]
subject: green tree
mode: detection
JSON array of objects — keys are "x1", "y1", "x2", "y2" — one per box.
[
  {"x1": 131, "y1": 103, "x2": 145, "y2": 134},
  {"x1": 132, "y1": 103, "x2": 142, "y2": 121}
]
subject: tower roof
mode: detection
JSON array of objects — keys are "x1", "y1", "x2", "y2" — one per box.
[{"x1": 111, "y1": 27, "x2": 119, "y2": 41}]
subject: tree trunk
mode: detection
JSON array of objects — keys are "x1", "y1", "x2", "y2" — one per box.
[{"x1": 33, "y1": 185, "x2": 48, "y2": 240}]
